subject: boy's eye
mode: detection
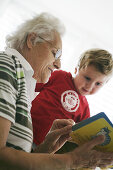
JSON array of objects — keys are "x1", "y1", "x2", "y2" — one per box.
[
  {"x1": 96, "y1": 82, "x2": 101, "y2": 86},
  {"x1": 85, "y1": 76, "x2": 90, "y2": 81}
]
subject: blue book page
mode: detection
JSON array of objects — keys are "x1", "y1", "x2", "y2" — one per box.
[{"x1": 72, "y1": 112, "x2": 113, "y2": 131}]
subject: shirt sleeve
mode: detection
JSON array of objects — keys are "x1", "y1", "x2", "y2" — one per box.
[{"x1": 0, "y1": 54, "x2": 17, "y2": 124}]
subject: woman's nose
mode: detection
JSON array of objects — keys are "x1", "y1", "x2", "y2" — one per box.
[{"x1": 53, "y1": 58, "x2": 61, "y2": 69}]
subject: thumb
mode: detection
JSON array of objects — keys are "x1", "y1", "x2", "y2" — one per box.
[{"x1": 85, "y1": 135, "x2": 105, "y2": 150}]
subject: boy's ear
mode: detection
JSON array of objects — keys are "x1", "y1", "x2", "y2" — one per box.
[
  {"x1": 26, "y1": 33, "x2": 37, "y2": 49},
  {"x1": 74, "y1": 67, "x2": 78, "y2": 74}
]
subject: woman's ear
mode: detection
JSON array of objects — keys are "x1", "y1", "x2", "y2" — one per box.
[{"x1": 26, "y1": 33, "x2": 37, "y2": 49}]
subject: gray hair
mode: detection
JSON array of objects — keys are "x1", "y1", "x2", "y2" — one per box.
[{"x1": 6, "y1": 12, "x2": 65, "y2": 49}]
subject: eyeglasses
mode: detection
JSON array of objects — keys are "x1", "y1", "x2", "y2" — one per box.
[{"x1": 38, "y1": 35, "x2": 62, "y2": 60}]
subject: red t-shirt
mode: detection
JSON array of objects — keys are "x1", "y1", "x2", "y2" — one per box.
[{"x1": 31, "y1": 70, "x2": 90, "y2": 145}]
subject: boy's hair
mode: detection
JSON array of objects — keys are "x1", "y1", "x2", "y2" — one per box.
[{"x1": 78, "y1": 48, "x2": 113, "y2": 76}]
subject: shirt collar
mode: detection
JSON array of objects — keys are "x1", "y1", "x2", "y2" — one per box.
[{"x1": 5, "y1": 47, "x2": 34, "y2": 75}]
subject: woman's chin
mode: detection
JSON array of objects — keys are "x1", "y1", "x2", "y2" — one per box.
[{"x1": 42, "y1": 75, "x2": 50, "y2": 84}]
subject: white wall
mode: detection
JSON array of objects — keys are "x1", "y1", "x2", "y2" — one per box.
[{"x1": 0, "y1": 0, "x2": 113, "y2": 121}]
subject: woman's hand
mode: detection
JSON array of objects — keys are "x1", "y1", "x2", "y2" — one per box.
[
  {"x1": 68, "y1": 135, "x2": 113, "y2": 169},
  {"x1": 35, "y1": 119, "x2": 75, "y2": 153}
]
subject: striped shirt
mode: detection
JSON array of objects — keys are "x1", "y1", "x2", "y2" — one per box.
[{"x1": 0, "y1": 48, "x2": 36, "y2": 152}]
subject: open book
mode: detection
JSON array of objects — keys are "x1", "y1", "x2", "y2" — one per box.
[{"x1": 70, "y1": 112, "x2": 113, "y2": 169}]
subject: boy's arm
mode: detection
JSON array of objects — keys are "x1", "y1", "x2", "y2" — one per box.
[{"x1": 81, "y1": 98, "x2": 90, "y2": 121}]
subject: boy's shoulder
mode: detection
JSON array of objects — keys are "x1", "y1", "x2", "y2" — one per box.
[
  {"x1": 51, "y1": 70, "x2": 71, "y2": 78},
  {"x1": 47, "y1": 70, "x2": 72, "y2": 85}
]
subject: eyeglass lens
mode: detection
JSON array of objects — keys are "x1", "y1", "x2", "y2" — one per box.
[{"x1": 55, "y1": 49, "x2": 62, "y2": 59}]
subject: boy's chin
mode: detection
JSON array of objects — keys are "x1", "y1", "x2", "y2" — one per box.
[{"x1": 79, "y1": 91, "x2": 89, "y2": 96}]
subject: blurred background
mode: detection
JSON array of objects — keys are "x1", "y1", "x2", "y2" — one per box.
[{"x1": 0, "y1": 0, "x2": 113, "y2": 125}]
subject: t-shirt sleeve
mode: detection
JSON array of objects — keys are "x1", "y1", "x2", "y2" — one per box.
[
  {"x1": 0, "y1": 54, "x2": 17, "y2": 124},
  {"x1": 80, "y1": 97, "x2": 90, "y2": 121},
  {"x1": 82, "y1": 105, "x2": 90, "y2": 120}
]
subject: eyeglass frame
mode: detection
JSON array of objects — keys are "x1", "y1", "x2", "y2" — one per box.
[{"x1": 38, "y1": 35, "x2": 62, "y2": 60}]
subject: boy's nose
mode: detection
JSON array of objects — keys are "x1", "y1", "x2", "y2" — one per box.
[{"x1": 85, "y1": 83, "x2": 94, "y2": 91}]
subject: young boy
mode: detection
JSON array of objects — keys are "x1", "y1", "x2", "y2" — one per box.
[{"x1": 31, "y1": 48, "x2": 113, "y2": 147}]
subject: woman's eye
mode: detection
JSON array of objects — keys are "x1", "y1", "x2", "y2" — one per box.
[{"x1": 52, "y1": 51, "x2": 56, "y2": 57}]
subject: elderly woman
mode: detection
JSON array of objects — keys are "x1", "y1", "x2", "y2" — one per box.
[{"x1": 0, "y1": 12, "x2": 113, "y2": 170}]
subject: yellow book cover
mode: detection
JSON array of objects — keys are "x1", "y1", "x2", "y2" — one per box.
[{"x1": 70, "y1": 112, "x2": 113, "y2": 169}]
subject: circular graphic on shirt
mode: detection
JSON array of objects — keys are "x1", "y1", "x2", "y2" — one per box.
[{"x1": 61, "y1": 90, "x2": 80, "y2": 112}]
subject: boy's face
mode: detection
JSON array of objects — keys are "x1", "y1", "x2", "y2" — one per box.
[{"x1": 73, "y1": 65, "x2": 109, "y2": 96}]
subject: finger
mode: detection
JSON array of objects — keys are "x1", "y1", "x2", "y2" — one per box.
[
  {"x1": 99, "y1": 158, "x2": 113, "y2": 165},
  {"x1": 55, "y1": 119, "x2": 75, "y2": 127},
  {"x1": 101, "y1": 152, "x2": 113, "y2": 160},
  {"x1": 84, "y1": 135, "x2": 105, "y2": 150},
  {"x1": 54, "y1": 125, "x2": 72, "y2": 137},
  {"x1": 67, "y1": 119, "x2": 75, "y2": 125},
  {"x1": 59, "y1": 134, "x2": 70, "y2": 143},
  {"x1": 48, "y1": 125, "x2": 72, "y2": 144}
]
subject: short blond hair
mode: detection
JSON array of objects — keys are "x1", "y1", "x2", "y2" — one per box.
[{"x1": 78, "y1": 48, "x2": 113, "y2": 76}]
